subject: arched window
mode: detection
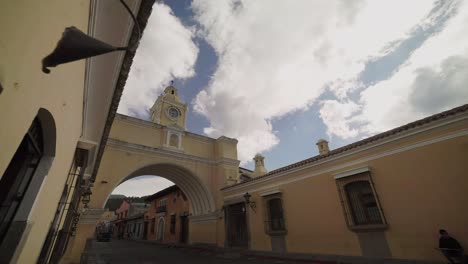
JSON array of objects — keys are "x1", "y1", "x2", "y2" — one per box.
[
  {"x1": 1, "y1": 110, "x2": 56, "y2": 263},
  {"x1": 169, "y1": 134, "x2": 179, "y2": 148},
  {"x1": 345, "y1": 181, "x2": 382, "y2": 225},
  {"x1": 267, "y1": 198, "x2": 285, "y2": 231},
  {"x1": 0, "y1": 118, "x2": 43, "y2": 240},
  {"x1": 157, "y1": 217, "x2": 165, "y2": 241}
]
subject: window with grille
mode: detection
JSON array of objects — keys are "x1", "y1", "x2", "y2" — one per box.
[
  {"x1": 170, "y1": 214, "x2": 176, "y2": 234},
  {"x1": 345, "y1": 181, "x2": 382, "y2": 225},
  {"x1": 268, "y1": 199, "x2": 285, "y2": 231},
  {"x1": 263, "y1": 194, "x2": 286, "y2": 235},
  {"x1": 335, "y1": 170, "x2": 387, "y2": 230}
]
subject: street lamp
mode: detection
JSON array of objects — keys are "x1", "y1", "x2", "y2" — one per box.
[
  {"x1": 243, "y1": 192, "x2": 256, "y2": 210},
  {"x1": 81, "y1": 187, "x2": 92, "y2": 209}
]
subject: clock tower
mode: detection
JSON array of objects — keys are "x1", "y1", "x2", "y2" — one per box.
[{"x1": 150, "y1": 84, "x2": 187, "y2": 130}]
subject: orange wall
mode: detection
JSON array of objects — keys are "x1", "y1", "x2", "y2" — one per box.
[
  {"x1": 146, "y1": 189, "x2": 190, "y2": 242},
  {"x1": 223, "y1": 123, "x2": 468, "y2": 262}
]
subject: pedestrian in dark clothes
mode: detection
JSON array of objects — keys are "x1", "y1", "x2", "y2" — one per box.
[{"x1": 439, "y1": 229, "x2": 465, "y2": 264}]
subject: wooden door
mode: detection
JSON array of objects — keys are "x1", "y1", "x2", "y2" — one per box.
[
  {"x1": 226, "y1": 203, "x2": 248, "y2": 248},
  {"x1": 179, "y1": 215, "x2": 188, "y2": 244}
]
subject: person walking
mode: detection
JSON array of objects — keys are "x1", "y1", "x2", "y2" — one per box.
[{"x1": 438, "y1": 229, "x2": 465, "y2": 264}]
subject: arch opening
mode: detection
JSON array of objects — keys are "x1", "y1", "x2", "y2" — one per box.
[{"x1": 103, "y1": 163, "x2": 216, "y2": 216}]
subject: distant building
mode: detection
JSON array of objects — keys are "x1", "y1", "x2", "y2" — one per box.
[
  {"x1": 125, "y1": 213, "x2": 146, "y2": 240},
  {"x1": 145, "y1": 186, "x2": 190, "y2": 244},
  {"x1": 112, "y1": 200, "x2": 148, "y2": 239},
  {"x1": 239, "y1": 167, "x2": 253, "y2": 182}
]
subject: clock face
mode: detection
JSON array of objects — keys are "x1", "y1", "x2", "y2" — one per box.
[{"x1": 167, "y1": 107, "x2": 180, "y2": 119}]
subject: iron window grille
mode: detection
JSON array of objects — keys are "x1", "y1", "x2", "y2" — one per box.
[
  {"x1": 263, "y1": 194, "x2": 287, "y2": 235},
  {"x1": 336, "y1": 171, "x2": 387, "y2": 231},
  {"x1": 156, "y1": 205, "x2": 167, "y2": 213}
]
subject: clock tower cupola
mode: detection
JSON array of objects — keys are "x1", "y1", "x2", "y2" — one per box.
[{"x1": 150, "y1": 83, "x2": 187, "y2": 130}]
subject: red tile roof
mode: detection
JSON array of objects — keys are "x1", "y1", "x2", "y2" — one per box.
[{"x1": 222, "y1": 103, "x2": 468, "y2": 190}]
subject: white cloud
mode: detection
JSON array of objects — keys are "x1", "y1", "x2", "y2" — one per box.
[
  {"x1": 327, "y1": 0, "x2": 468, "y2": 136},
  {"x1": 112, "y1": 176, "x2": 174, "y2": 197},
  {"x1": 191, "y1": 0, "x2": 436, "y2": 163},
  {"x1": 320, "y1": 100, "x2": 361, "y2": 139},
  {"x1": 118, "y1": 2, "x2": 198, "y2": 117}
]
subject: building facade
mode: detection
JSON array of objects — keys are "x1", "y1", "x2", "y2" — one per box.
[
  {"x1": 74, "y1": 84, "x2": 239, "y2": 253},
  {"x1": 73, "y1": 76, "x2": 467, "y2": 263},
  {"x1": 112, "y1": 200, "x2": 148, "y2": 240},
  {"x1": 125, "y1": 213, "x2": 146, "y2": 240},
  {"x1": 145, "y1": 185, "x2": 190, "y2": 244},
  {"x1": 221, "y1": 104, "x2": 468, "y2": 263},
  {"x1": 0, "y1": 0, "x2": 153, "y2": 263}
]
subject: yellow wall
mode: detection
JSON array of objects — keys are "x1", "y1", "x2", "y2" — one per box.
[
  {"x1": 0, "y1": 0, "x2": 89, "y2": 262},
  {"x1": 189, "y1": 222, "x2": 217, "y2": 245},
  {"x1": 223, "y1": 121, "x2": 468, "y2": 262},
  {"x1": 68, "y1": 114, "x2": 239, "y2": 261}
]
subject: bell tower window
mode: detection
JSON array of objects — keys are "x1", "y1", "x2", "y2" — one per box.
[{"x1": 169, "y1": 134, "x2": 179, "y2": 148}]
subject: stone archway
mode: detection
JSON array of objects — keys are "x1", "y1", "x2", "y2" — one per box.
[
  {"x1": 103, "y1": 163, "x2": 216, "y2": 217},
  {"x1": 66, "y1": 114, "x2": 240, "y2": 262}
]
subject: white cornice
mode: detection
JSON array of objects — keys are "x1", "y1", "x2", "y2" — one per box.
[
  {"x1": 115, "y1": 114, "x2": 217, "y2": 143},
  {"x1": 216, "y1": 136, "x2": 238, "y2": 143},
  {"x1": 190, "y1": 212, "x2": 219, "y2": 223},
  {"x1": 223, "y1": 127, "x2": 468, "y2": 195},
  {"x1": 115, "y1": 114, "x2": 164, "y2": 129},
  {"x1": 260, "y1": 189, "x2": 282, "y2": 196},
  {"x1": 333, "y1": 166, "x2": 370, "y2": 179},
  {"x1": 107, "y1": 138, "x2": 239, "y2": 166}
]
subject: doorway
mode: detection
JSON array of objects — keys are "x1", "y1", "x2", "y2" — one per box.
[
  {"x1": 0, "y1": 111, "x2": 56, "y2": 263},
  {"x1": 179, "y1": 214, "x2": 189, "y2": 244},
  {"x1": 226, "y1": 202, "x2": 248, "y2": 248},
  {"x1": 157, "y1": 217, "x2": 165, "y2": 241},
  {"x1": 143, "y1": 221, "x2": 148, "y2": 240}
]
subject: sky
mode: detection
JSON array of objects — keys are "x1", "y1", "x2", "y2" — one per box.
[{"x1": 113, "y1": 0, "x2": 468, "y2": 197}]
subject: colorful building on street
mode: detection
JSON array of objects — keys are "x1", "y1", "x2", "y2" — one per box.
[
  {"x1": 145, "y1": 185, "x2": 190, "y2": 244},
  {"x1": 125, "y1": 213, "x2": 146, "y2": 240},
  {"x1": 111, "y1": 200, "x2": 148, "y2": 240}
]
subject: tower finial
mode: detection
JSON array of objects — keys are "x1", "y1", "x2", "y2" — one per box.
[{"x1": 171, "y1": 80, "x2": 174, "y2": 86}]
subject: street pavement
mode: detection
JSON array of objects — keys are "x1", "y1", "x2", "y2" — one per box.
[{"x1": 81, "y1": 239, "x2": 325, "y2": 264}]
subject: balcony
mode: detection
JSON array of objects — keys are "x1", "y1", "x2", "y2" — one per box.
[{"x1": 156, "y1": 205, "x2": 167, "y2": 213}]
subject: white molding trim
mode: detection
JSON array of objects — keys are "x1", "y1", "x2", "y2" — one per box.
[
  {"x1": 115, "y1": 114, "x2": 217, "y2": 143},
  {"x1": 165, "y1": 129, "x2": 183, "y2": 150},
  {"x1": 190, "y1": 212, "x2": 218, "y2": 224},
  {"x1": 107, "y1": 138, "x2": 240, "y2": 166},
  {"x1": 78, "y1": 138, "x2": 99, "y2": 179},
  {"x1": 223, "y1": 128, "x2": 468, "y2": 197},
  {"x1": 116, "y1": 114, "x2": 164, "y2": 129},
  {"x1": 260, "y1": 189, "x2": 282, "y2": 197},
  {"x1": 333, "y1": 166, "x2": 370, "y2": 179},
  {"x1": 78, "y1": 209, "x2": 106, "y2": 225},
  {"x1": 223, "y1": 195, "x2": 245, "y2": 204}
]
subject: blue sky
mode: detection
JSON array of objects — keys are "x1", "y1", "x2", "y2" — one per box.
[{"x1": 114, "y1": 0, "x2": 468, "y2": 197}]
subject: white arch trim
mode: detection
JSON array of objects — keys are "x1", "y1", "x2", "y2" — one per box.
[{"x1": 105, "y1": 163, "x2": 216, "y2": 216}]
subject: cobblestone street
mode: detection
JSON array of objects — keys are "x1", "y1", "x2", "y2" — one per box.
[{"x1": 81, "y1": 240, "x2": 325, "y2": 264}]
